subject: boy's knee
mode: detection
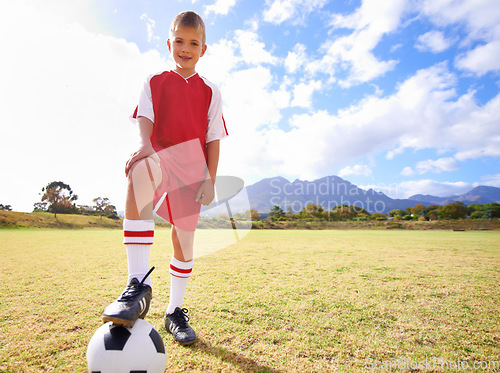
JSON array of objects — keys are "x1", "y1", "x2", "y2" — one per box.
[{"x1": 128, "y1": 157, "x2": 162, "y2": 185}]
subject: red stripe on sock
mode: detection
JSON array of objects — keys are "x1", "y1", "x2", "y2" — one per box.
[
  {"x1": 124, "y1": 230, "x2": 154, "y2": 237},
  {"x1": 170, "y1": 264, "x2": 192, "y2": 274}
]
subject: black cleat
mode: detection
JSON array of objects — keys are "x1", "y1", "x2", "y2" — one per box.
[
  {"x1": 164, "y1": 307, "x2": 197, "y2": 345},
  {"x1": 102, "y1": 267, "x2": 154, "y2": 327}
]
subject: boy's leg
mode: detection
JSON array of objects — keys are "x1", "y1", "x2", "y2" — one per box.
[
  {"x1": 167, "y1": 226, "x2": 194, "y2": 313},
  {"x1": 164, "y1": 226, "x2": 197, "y2": 345},
  {"x1": 122, "y1": 157, "x2": 161, "y2": 286},
  {"x1": 102, "y1": 157, "x2": 161, "y2": 326}
]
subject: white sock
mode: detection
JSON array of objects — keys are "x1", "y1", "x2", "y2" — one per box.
[
  {"x1": 123, "y1": 219, "x2": 154, "y2": 288},
  {"x1": 126, "y1": 245, "x2": 152, "y2": 288},
  {"x1": 166, "y1": 257, "x2": 193, "y2": 314}
]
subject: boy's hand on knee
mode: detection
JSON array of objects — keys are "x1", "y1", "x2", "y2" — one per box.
[
  {"x1": 125, "y1": 144, "x2": 159, "y2": 177},
  {"x1": 195, "y1": 179, "x2": 215, "y2": 206}
]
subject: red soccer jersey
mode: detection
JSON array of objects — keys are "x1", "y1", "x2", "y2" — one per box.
[{"x1": 133, "y1": 70, "x2": 228, "y2": 155}]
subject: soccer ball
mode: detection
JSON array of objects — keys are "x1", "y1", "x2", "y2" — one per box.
[{"x1": 86, "y1": 319, "x2": 167, "y2": 373}]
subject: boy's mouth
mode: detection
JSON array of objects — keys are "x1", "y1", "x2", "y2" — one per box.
[{"x1": 179, "y1": 55, "x2": 191, "y2": 62}]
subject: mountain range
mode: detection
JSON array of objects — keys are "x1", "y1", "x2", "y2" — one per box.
[{"x1": 245, "y1": 175, "x2": 500, "y2": 214}]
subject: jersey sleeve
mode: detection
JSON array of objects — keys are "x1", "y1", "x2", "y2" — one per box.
[
  {"x1": 132, "y1": 75, "x2": 155, "y2": 124},
  {"x1": 205, "y1": 82, "x2": 228, "y2": 143}
]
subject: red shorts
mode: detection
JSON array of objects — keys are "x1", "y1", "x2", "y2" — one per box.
[{"x1": 152, "y1": 140, "x2": 206, "y2": 231}]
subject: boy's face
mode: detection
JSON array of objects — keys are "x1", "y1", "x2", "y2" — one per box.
[{"x1": 167, "y1": 26, "x2": 207, "y2": 78}]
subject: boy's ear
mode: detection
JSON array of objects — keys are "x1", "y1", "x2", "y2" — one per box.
[
  {"x1": 200, "y1": 44, "x2": 207, "y2": 57},
  {"x1": 167, "y1": 39, "x2": 172, "y2": 52}
]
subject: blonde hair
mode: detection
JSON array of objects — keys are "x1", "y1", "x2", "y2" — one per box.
[{"x1": 170, "y1": 11, "x2": 206, "y2": 45}]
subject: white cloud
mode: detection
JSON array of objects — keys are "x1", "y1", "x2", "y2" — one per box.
[
  {"x1": 304, "y1": 0, "x2": 500, "y2": 86},
  {"x1": 198, "y1": 38, "x2": 240, "y2": 83},
  {"x1": 307, "y1": 34, "x2": 399, "y2": 87},
  {"x1": 475, "y1": 173, "x2": 500, "y2": 187},
  {"x1": 339, "y1": 165, "x2": 372, "y2": 177},
  {"x1": 455, "y1": 39, "x2": 500, "y2": 75},
  {"x1": 307, "y1": 0, "x2": 406, "y2": 87},
  {"x1": 222, "y1": 66, "x2": 288, "y2": 126},
  {"x1": 418, "y1": 0, "x2": 500, "y2": 75},
  {"x1": 235, "y1": 29, "x2": 278, "y2": 65},
  {"x1": 209, "y1": 65, "x2": 291, "y2": 180},
  {"x1": 204, "y1": 0, "x2": 237, "y2": 16},
  {"x1": 397, "y1": 179, "x2": 472, "y2": 198},
  {"x1": 284, "y1": 43, "x2": 307, "y2": 74},
  {"x1": 367, "y1": 179, "x2": 474, "y2": 199},
  {"x1": 263, "y1": 0, "x2": 327, "y2": 25},
  {"x1": 415, "y1": 30, "x2": 454, "y2": 53},
  {"x1": 329, "y1": 0, "x2": 406, "y2": 32},
  {"x1": 414, "y1": 157, "x2": 460, "y2": 174},
  {"x1": 448, "y1": 93, "x2": 500, "y2": 161},
  {"x1": 291, "y1": 80, "x2": 321, "y2": 108},
  {"x1": 0, "y1": 2, "x2": 165, "y2": 212},
  {"x1": 401, "y1": 167, "x2": 415, "y2": 176},
  {"x1": 419, "y1": 0, "x2": 500, "y2": 39},
  {"x1": 241, "y1": 62, "x2": 500, "y2": 181},
  {"x1": 140, "y1": 13, "x2": 160, "y2": 43}
]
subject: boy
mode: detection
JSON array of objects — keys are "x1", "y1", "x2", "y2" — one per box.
[{"x1": 102, "y1": 10, "x2": 228, "y2": 346}]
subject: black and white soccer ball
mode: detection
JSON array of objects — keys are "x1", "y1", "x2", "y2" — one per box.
[{"x1": 86, "y1": 319, "x2": 166, "y2": 373}]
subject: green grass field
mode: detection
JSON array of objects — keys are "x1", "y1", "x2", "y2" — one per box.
[{"x1": 0, "y1": 229, "x2": 499, "y2": 372}]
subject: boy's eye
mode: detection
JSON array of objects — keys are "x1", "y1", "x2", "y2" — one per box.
[
  {"x1": 175, "y1": 40, "x2": 182, "y2": 44},
  {"x1": 191, "y1": 42, "x2": 199, "y2": 47}
]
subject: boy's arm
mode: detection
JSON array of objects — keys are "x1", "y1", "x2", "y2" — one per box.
[
  {"x1": 206, "y1": 140, "x2": 220, "y2": 185},
  {"x1": 195, "y1": 140, "x2": 220, "y2": 205},
  {"x1": 125, "y1": 116, "x2": 156, "y2": 177}
]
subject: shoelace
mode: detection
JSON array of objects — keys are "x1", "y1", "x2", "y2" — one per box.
[
  {"x1": 118, "y1": 267, "x2": 155, "y2": 302},
  {"x1": 170, "y1": 308, "x2": 190, "y2": 329},
  {"x1": 140, "y1": 267, "x2": 155, "y2": 285}
]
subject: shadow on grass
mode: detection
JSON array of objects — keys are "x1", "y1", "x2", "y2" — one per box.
[{"x1": 193, "y1": 337, "x2": 281, "y2": 373}]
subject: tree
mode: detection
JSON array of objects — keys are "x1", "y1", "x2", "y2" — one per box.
[
  {"x1": 250, "y1": 209, "x2": 261, "y2": 221},
  {"x1": 427, "y1": 205, "x2": 442, "y2": 221},
  {"x1": 467, "y1": 203, "x2": 500, "y2": 219},
  {"x1": 285, "y1": 207, "x2": 295, "y2": 220},
  {"x1": 269, "y1": 205, "x2": 285, "y2": 221},
  {"x1": 331, "y1": 205, "x2": 358, "y2": 221},
  {"x1": 0, "y1": 204, "x2": 12, "y2": 211},
  {"x1": 93, "y1": 197, "x2": 117, "y2": 220},
  {"x1": 410, "y1": 204, "x2": 427, "y2": 220},
  {"x1": 33, "y1": 202, "x2": 47, "y2": 212},
  {"x1": 371, "y1": 212, "x2": 386, "y2": 221},
  {"x1": 388, "y1": 209, "x2": 405, "y2": 219},
  {"x1": 40, "y1": 181, "x2": 78, "y2": 218},
  {"x1": 484, "y1": 203, "x2": 500, "y2": 218},
  {"x1": 300, "y1": 204, "x2": 325, "y2": 220},
  {"x1": 441, "y1": 201, "x2": 467, "y2": 220}
]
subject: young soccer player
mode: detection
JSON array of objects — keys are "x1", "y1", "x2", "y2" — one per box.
[{"x1": 102, "y1": 10, "x2": 228, "y2": 346}]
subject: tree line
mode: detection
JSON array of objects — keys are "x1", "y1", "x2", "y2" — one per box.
[
  {"x1": 31, "y1": 181, "x2": 118, "y2": 219},
  {"x1": 257, "y1": 202, "x2": 500, "y2": 222}
]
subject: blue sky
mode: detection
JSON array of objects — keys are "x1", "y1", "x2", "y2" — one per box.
[{"x1": 1, "y1": 0, "x2": 499, "y2": 212}]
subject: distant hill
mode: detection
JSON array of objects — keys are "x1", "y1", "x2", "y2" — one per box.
[
  {"x1": 409, "y1": 186, "x2": 500, "y2": 206},
  {"x1": 246, "y1": 176, "x2": 500, "y2": 214},
  {"x1": 246, "y1": 175, "x2": 425, "y2": 214}
]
